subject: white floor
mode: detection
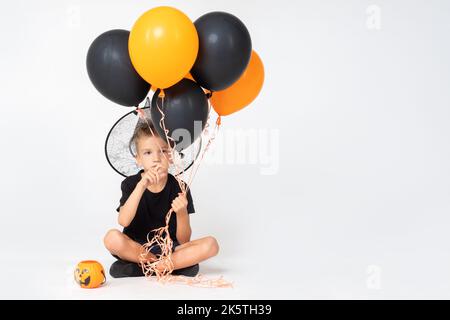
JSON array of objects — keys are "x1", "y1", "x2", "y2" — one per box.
[
  {"x1": 2, "y1": 234, "x2": 450, "y2": 300},
  {"x1": 1, "y1": 249, "x2": 294, "y2": 300}
]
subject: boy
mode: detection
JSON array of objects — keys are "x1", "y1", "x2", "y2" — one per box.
[{"x1": 104, "y1": 121, "x2": 219, "y2": 278}]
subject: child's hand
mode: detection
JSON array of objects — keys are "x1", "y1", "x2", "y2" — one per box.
[
  {"x1": 138, "y1": 166, "x2": 162, "y2": 188},
  {"x1": 171, "y1": 192, "x2": 188, "y2": 214}
]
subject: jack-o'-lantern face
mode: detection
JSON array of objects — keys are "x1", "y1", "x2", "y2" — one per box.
[{"x1": 74, "y1": 260, "x2": 106, "y2": 289}]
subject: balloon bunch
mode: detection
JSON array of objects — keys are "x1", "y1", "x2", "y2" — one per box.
[
  {"x1": 86, "y1": 6, "x2": 264, "y2": 287},
  {"x1": 87, "y1": 6, "x2": 264, "y2": 147}
]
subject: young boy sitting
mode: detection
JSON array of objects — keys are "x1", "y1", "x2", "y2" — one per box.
[{"x1": 104, "y1": 121, "x2": 219, "y2": 278}]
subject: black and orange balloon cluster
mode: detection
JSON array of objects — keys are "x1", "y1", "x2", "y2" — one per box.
[{"x1": 87, "y1": 6, "x2": 264, "y2": 148}]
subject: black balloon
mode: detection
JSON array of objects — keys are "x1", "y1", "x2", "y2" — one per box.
[
  {"x1": 151, "y1": 79, "x2": 209, "y2": 151},
  {"x1": 86, "y1": 29, "x2": 150, "y2": 106},
  {"x1": 191, "y1": 12, "x2": 252, "y2": 91}
]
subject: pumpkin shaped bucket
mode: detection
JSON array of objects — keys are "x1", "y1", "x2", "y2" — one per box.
[{"x1": 74, "y1": 260, "x2": 106, "y2": 289}]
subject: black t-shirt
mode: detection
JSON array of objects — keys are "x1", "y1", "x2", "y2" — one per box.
[{"x1": 116, "y1": 170, "x2": 195, "y2": 243}]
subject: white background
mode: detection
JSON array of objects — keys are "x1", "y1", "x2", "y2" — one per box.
[{"x1": 0, "y1": 0, "x2": 449, "y2": 299}]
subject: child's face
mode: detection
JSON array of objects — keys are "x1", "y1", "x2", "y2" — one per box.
[{"x1": 135, "y1": 135, "x2": 172, "y2": 176}]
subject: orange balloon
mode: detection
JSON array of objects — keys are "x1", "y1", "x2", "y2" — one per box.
[
  {"x1": 210, "y1": 51, "x2": 264, "y2": 116},
  {"x1": 129, "y1": 7, "x2": 199, "y2": 89}
]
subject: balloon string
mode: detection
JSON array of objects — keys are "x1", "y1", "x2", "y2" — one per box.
[
  {"x1": 185, "y1": 108, "x2": 221, "y2": 194},
  {"x1": 136, "y1": 96, "x2": 230, "y2": 288},
  {"x1": 154, "y1": 96, "x2": 189, "y2": 192}
]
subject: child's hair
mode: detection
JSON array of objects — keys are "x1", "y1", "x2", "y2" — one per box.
[{"x1": 129, "y1": 120, "x2": 161, "y2": 155}]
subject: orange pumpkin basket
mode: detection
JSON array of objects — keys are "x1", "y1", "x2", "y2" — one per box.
[{"x1": 74, "y1": 260, "x2": 106, "y2": 289}]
